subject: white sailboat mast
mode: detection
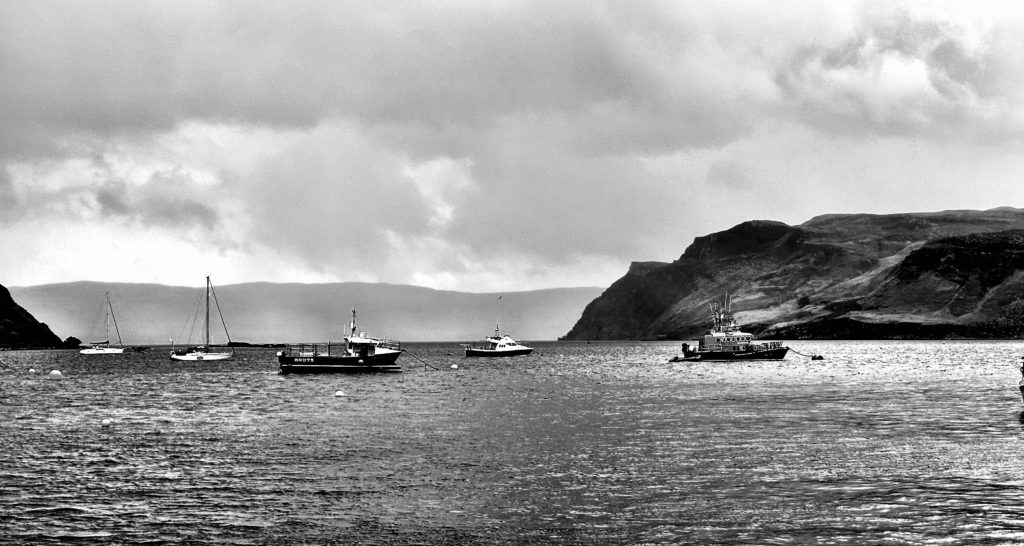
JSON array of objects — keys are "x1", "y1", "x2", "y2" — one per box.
[
  {"x1": 204, "y1": 275, "x2": 211, "y2": 347},
  {"x1": 104, "y1": 293, "x2": 111, "y2": 345},
  {"x1": 106, "y1": 292, "x2": 123, "y2": 347}
]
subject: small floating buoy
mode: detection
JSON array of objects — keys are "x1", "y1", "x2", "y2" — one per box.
[
  {"x1": 47, "y1": 370, "x2": 62, "y2": 380},
  {"x1": 28, "y1": 368, "x2": 35, "y2": 374},
  {"x1": 451, "y1": 364, "x2": 458, "y2": 370},
  {"x1": 101, "y1": 419, "x2": 112, "y2": 427},
  {"x1": 334, "y1": 390, "x2": 345, "y2": 397},
  {"x1": 811, "y1": 355, "x2": 824, "y2": 360}
]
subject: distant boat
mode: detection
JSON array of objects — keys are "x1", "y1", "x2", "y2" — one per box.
[
  {"x1": 80, "y1": 292, "x2": 125, "y2": 355},
  {"x1": 669, "y1": 295, "x2": 789, "y2": 362},
  {"x1": 278, "y1": 308, "x2": 403, "y2": 373},
  {"x1": 464, "y1": 323, "x2": 533, "y2": 357},
  {"x1": 1018, "y1": 358, "x2": 1024, "y2": 403},
  {"x1": 170, "y1": 276, "x2": 234, "y2": 361}
]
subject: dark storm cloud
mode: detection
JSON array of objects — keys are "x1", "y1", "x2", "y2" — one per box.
[
  {"x1": 4, "y1": 2, "x2": 1020, "y2": 159},
  {"x1": 0, "y1": 1, "x2": 772, "y2": 160},
  {"x1": 108, "y1": 171, "x2": 221, "y2": 231},
  {"x1": 51, "y1": 159, "x2": 222, "y2": 232}
]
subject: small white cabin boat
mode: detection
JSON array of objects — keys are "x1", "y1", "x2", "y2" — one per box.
[{"x1": 465, "y1": 325, "x2": 533, "y2": 357}]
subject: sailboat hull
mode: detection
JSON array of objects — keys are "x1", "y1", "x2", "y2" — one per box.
[
  {"x1": 170, "y1": 350, "x2": 233, "y2": 361},
  {"x1": 80, "y1": 347, "x2": 125, "y2": 355}
]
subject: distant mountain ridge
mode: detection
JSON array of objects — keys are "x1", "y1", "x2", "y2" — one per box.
[
  {"x1": 9, "y1": 282, "x2": 603, "y2": 344},
  {"x1": 562, "y1": 207, "x2": 1024, "y2": 340}
]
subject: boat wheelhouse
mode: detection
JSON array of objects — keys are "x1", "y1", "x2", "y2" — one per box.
[{"x1": 278, "y1": 308, "x2": 403, "y2": 373}]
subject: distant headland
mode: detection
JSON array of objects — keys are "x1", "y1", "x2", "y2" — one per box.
[{"x1": 562, "y1": 207, "x2": 1024, "y2": 341}]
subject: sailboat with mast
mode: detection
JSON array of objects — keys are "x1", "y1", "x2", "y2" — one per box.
[
  {"x1": 80, "y1": 292, "x2": 125, "y2": 355},
  {"x1": 170, "y1": 276, "x2": 234, "y2": 361}
]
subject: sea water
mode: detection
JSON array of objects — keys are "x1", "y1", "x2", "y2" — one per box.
[{"x1": 2, "y1": 340, "x2": 1024, "y2": 544}]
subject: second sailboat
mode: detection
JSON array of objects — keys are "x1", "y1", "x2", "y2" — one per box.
[{"x1": 170, "y1": 276, "x2": 234, "y2": 361}]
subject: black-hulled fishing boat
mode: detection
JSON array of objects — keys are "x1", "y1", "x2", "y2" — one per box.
[
  {"x1": 670, "y1": 297, "x2": 789, "y2": 362},
  {"x1": 278, "y1": 308, "x2": 402, "y2": 374}
]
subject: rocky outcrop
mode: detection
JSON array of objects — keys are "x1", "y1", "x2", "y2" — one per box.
[
  {"x1": 562, "y1": 208, "x2": 1024, "y2": 340},
  {"x1": 0, "y1": 284, "x2": 63, "y2": 348}
]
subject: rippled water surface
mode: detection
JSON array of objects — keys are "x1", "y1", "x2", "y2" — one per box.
[{"x1": 3, "y1": 341, "x2": 1024, "y2": 544}]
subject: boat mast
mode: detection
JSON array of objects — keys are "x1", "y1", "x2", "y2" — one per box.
[
  {"x1": 106, "y1": 292, "x2": 123, "y2": 347},
  {"x1": 348, "y1": 307, "x2": 357, "y2": 351},
  {"x1": 204, "y1": 275, "x2": 211, "y2": 347},
  {"x1": 104, "y1": 293, "x2": 110, "y2": 346},
  {"x1": 207, "y1": 277, "x2": 232, "y2": 346}
]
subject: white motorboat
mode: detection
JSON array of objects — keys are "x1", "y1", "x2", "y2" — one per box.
[{"x1": 464, "y1": 324, "x2": 533, "y2": 357}]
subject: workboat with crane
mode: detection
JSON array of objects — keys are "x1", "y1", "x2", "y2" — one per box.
[
  {"x1": 278, "y1": 308, "x2": 403, "y2": 373},
  {"x1": 670, "y1": 296, "x2": 789, "y2": 362}
]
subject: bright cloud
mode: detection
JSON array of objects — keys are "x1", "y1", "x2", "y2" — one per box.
[{"x1": 2, "y1": 1, "x2": 1024, "y2": 291}]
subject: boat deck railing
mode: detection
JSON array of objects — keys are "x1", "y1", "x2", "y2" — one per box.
[
  {"x1": 283, "y1": 343, "x2": 335, "y2": 357},
  {"x1": 697, "y1": 340, "x2": 783, "y2": 353}
]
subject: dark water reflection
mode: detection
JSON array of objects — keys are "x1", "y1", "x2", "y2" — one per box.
[{"x1": 2, "y1": 341, "x2": 1024, "y2": 544}]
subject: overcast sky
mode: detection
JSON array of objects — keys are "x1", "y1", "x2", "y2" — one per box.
[{"x1": 2, "y1": 1, "x2": 1024, "y2": 291}]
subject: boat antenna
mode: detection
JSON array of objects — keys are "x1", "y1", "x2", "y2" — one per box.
[
  {"x1": 350, "y1": 307, "x2": 357, "y2": 337},
  {"x1": 496, "y1": 294, "x2": 502, "y2": 336}
]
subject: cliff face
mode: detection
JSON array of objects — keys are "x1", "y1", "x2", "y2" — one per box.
[
  {"x1": 0, "y1": 284, "x2": 63, "y2": 348},
  {"x1": 562, "y1": 208, "x2": 1024, "y2": 340}
]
